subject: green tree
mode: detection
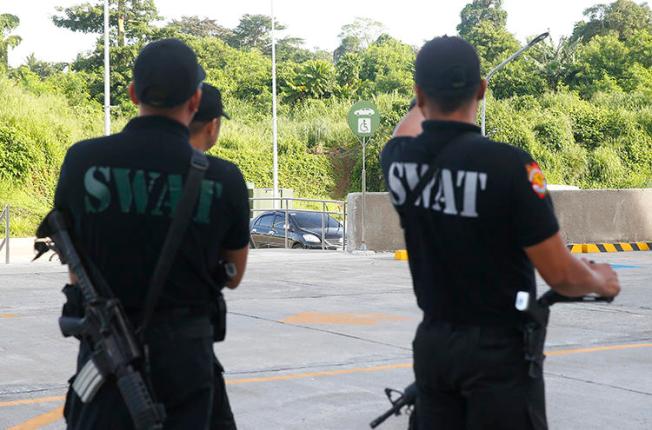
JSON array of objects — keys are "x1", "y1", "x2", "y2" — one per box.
[
  {"x1": 0, "y1": 14, "x2": 21, "y2": 69},
  {"x1": 284, "y1": 60, "x2": 336, "y2": 102},
  {"x1": 53, "y1": 0, "x2": 160, "y2": 46},
  {"x1": 457, "y1": 0, "x2": 519, "y2": 68},
  {"x1": 228, "y1": 14, "x2": 285, "y2": 51},
  {"x1": 333, "y1": 35, "x2": 362, "y2": 63},
  {"x1": 166, "y1": 16, "x2": 233, "y2": 40},
  {"x1": 25, "y1": 54, "x2": 67, "y2": 78},
  {"x1": 572, "y1": 0, "x2": 652, "y2": 42},
  {"x1": 457, "y1": 0, "x2": 508, "y2": 37},
  {"x1": 338, "y1": 18, "x2": 386, "y2": 48},
  {"x1": 359, "y1": 35, "x2": 415, "y2": 96}
]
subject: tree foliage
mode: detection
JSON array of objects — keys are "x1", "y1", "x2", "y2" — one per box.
[
  {"x1": 572, "y1": 0, "x2": 652, "y2": 42},
  {"x1": 0, "y1": 14, "x2": 21, "y2": 69}
]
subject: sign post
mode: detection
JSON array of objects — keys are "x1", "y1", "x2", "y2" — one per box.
[{"x1": 347, "y1": 101, "x2": 380, "y2": 251}]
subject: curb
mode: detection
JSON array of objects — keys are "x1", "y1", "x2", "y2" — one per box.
[
  {"x1": 567, "y1": 242, "x2": 652, "y2": 253},
  {"x1": 394, "y1": 242, "x2": 652, "y2": 260}
]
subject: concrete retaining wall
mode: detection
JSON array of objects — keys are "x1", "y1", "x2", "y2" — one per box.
[{"x1": 346, "y1": 189, "x2": 652, "y2": 251}]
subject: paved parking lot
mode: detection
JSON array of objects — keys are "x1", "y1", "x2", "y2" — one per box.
[{"x1": 0, "y1": 249, "x2": 651, "y2": 429}]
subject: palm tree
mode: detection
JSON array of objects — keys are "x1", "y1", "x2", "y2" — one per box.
[{"x1": 0, "y1": 14, "x2": 21, "y2": 69}]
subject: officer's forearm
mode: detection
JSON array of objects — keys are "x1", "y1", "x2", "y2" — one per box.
[
  {"x1": 221, "y1": 247, "x2": 248, "y2": 289},
  {"x1": 525, "y1": 233, "x2": 601, "y2": 297}
]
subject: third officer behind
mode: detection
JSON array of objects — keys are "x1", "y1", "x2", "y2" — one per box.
[{"x1": 381, "y1": 36, "x2": 620, "y2": 430}]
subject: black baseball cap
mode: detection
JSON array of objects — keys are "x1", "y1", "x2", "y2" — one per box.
[
  {"x1": 415, "y1": 36, "x2": 481, "y2": 95},
  {"x1": 133, "y1": 38, "x2": 206, "y2": 108},
  {"x1": 193, "y1": 83, "x2": 230, "y2": 122}
]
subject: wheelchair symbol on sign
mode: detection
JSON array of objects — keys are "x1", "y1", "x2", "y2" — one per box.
[{"x1": 358, "y1": 118, "x2": 372, "y2": 134}]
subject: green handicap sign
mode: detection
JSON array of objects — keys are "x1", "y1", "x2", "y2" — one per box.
[{"x1": 347, "y1": 101, "x2": 380, "y2": 138}]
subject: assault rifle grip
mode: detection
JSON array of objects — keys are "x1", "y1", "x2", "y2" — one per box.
[{"x1": 59, "y1": 316, "x2": 87, "y2": 338}]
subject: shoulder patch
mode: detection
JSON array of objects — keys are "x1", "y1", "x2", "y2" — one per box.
[{"x1": 525, "y1": 162, "x2": 547, "y2": 199}]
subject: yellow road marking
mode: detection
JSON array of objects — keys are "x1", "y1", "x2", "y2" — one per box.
[
  {"x1": 226, "y1": 362, "x2": 413, "y2": 385},
  {"x1": 0, "y1": 314, "x2": 17, "y2": 319},
  {"x1": 7, "y1": 406, "x2": 63, "y2": 430},
  {"x1": 547, "y1": 343, "x2": 652, "y2": 357},
  {"x1": 0, "y1": 396, "x2": 65, "y2": 408},
  {"x1": 282, "y1": 312, "x2": 410, "y2": 326}
]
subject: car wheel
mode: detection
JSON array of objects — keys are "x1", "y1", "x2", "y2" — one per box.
[{"x1": 292, "y1": 242, "x2": 304, "y2": 249}]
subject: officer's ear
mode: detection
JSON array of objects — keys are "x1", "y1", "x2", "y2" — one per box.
[
  {"x1": 414, "y1": 85, "x2": 426, "y2": 110},
  {"x1": 188, "y1": 88, "x2": 202, "y2": 114},
  {"x1": 128, "y1": 82, "x2": 139, "y2": 106},
  {"x1": 476, "y1": 79, "x2": 488, "y2": 101}
]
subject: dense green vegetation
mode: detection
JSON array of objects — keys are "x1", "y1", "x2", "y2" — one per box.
[{"x1": 1, "y1": 0, "x2": 652, "y2": 235}]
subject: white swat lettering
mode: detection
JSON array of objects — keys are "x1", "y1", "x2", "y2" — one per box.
[
  {"x1": 387, "y1": 162, "x2": 488, "y2": 217},
  {"x1": 388, "y1": 163, "x2": 406, "y2": 205}
]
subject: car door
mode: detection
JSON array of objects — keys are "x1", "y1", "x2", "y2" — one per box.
[
  {"x1": 271, "y1": 213, "x2": 291, "y2": 248},
  {"x1": 251, "y1": 214, "x2": 275, "y2": 248}
]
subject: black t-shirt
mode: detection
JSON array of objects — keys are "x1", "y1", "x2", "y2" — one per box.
[
  {"x1": 381, "y1": 120, "x2": 559, "y2": 326},
  {"x1": 54, "y1": 116, "x2": 250, "y2": 312}
]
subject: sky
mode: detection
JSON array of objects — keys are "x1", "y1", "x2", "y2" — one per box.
[{"x1": 5, "y1": 0, "x2": 601, "y2": 67}]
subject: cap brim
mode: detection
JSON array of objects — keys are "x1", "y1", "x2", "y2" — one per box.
[
  {"x1": 197, "y1": 64, "x2": 206, "y2": 87},
  {"x1": 221, "y1": 112, "x2": 231, "y2": 120}
]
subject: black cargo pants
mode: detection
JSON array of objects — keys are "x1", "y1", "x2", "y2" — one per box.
[
  {"x1": 64, "y1": 313, "x2": 236, "y2": 430},
  {"x1": 413, "y1": 320, "x2": 547, "y2": 430}
]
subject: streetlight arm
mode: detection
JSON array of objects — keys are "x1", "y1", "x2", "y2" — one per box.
[
  {"x1": 486, "y1": 32, "x2": 549, "y2": 83},
  {"x1": 481, "y1": 32, "x2": 549, "y2": 136}
]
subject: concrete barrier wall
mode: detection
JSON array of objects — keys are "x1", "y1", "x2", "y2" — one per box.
[{"x1": 346, "y1": 189, "x2": 652, "y2": 251}]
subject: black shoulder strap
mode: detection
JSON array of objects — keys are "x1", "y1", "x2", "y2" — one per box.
[
  {"x1": 138, "y1": 149, "x2": 209, "y2": 336},
  {"x1": 404, "y1": 132, "x2": 481, "y2": 208}
]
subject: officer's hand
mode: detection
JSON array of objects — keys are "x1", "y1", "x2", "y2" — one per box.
[{"x1": 589, "y1": 262, "x2": 621, "y2": 298}]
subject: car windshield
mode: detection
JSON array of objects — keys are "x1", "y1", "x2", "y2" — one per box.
[{"x1": 292, "y1": 212, "x2": 340, "y2": 229}]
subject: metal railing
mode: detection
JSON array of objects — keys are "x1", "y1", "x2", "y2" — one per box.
[
  {"x1": 0, "y1": 205, "x2": 9, "y2": 264},
  {"x1": 249, "y1": 198, "x2": 346, "y2": 251}
]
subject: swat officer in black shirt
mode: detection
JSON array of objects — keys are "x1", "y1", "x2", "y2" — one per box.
[
  {"x1": 55, "y1": 39, "x2": 249, "y2": 429},
  {"x1": 189, "y1": 83, "x2": 230, "y2": 153},
  {"x1": 381, "y1": 36, "x2": 620, "y2": 430}
]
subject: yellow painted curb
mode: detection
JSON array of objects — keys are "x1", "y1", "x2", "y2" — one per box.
[
  {"x1": 394, "y1": 249, "x2": 408, "y2": 260},
  {"x1": 567, "y1": 242, "x2": 652, "y2": 254}
]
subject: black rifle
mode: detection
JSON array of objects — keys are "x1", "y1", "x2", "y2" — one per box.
[
  {"x1": 34, "y1": 210, "x2": 165, "y2": 430},
  {"x1": 370, "y1": 383, "x2": 417, "y2": 429},
  {"x1": 369, "y1": 290, "x2": 614, "y2": 429}
]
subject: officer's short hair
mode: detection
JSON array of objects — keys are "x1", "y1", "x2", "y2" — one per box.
[{"x1": 415, "y1": 36, "x2": 482, "y2": 113}]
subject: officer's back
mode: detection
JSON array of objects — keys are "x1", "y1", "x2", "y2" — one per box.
[
  {"x1": 55, "y1": 39, "x2": 250, "y2": 429},
  {"x1": 381, "y1": 36, "x2": 620, "y2": 430}
]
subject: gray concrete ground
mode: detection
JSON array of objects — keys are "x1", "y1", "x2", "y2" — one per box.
[{"x1": 0, "y1": 249, "x2": 650, "y2": 430}]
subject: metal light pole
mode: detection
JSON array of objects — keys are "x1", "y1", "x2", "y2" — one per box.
[
  {"x1": 271, "y1": 0, "x2": 279, "y2": 207},
  {"x1": 481, "y1": 32, "x2": 549, "y2": 136},
  {"x1": 103, "y1": 0, "x2": 111, "y2": 136}
]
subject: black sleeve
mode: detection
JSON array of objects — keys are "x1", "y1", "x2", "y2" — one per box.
[
  {"x1": 53, "y1": 149, "x2": 73, "y2": 211},
  {"x1": 511, "y1": 150, "x2": 560, "y2": 247},
  {"x1": 222, "y1": 166, "x2": 250, "y2": 250}
]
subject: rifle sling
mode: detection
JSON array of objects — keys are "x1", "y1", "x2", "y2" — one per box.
[
  {"x1": 403, "y1": 132, "x2": 479, "y2": 209},
  {"x1": 139, "y1": 149, "x2": 209, "y2": 337}
]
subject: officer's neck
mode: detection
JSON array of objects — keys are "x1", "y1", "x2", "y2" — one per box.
[
  {"x1": 421, "y1": 102, "x2": 478, "y2": 127},
  {"x1": 139, "y1": 105, "x2": 194, "y2": 128}
]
